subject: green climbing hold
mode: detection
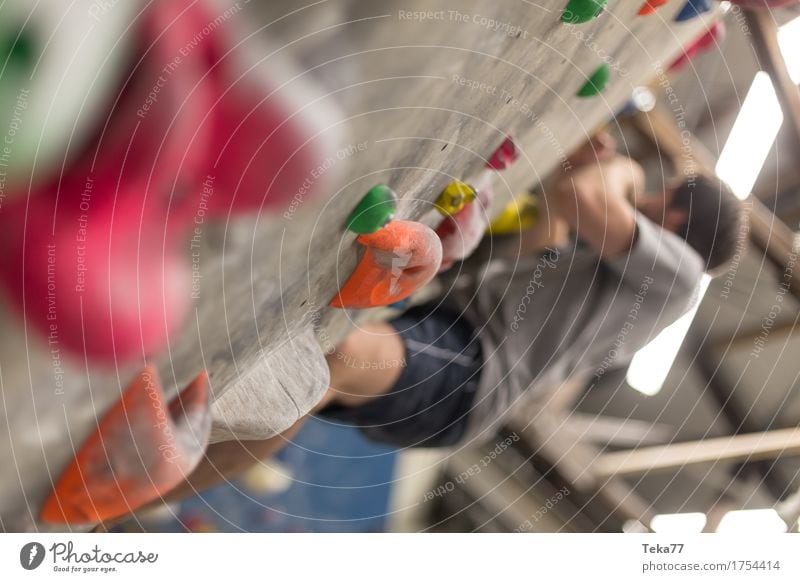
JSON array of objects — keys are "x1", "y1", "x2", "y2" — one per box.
[
  {"x1": 346, "y1": 184, "x2": 398, "y2": 234},
  {"x1": 0, "y1": 28, "x2": 36, "y2": 70},
  {"x1": 577, "y1": 64, "x2": 611, "y2": 97},
  {"x1": 561, "y1": 0, "x2": 608, "y2": 24}
]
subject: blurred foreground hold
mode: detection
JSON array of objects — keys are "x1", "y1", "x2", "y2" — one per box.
[{"x1": 41, "y1": 366, "x2": 210, "y2": 525}]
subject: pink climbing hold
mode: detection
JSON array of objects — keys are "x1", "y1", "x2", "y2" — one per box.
[
  {"x1": 123, "y1": 0, "x2": 333, "y2": 219},
  {"x1": 0, "y1": 0, "x2": 339, "y2": 366},
  {"x1": 0, "y1": 184, "x2": 190, "y2": 365},
  {"x1": 435, "y1": 186, "x2": 493, "y2": 272},
  {"x1": 486, "y1": 136, "x2": 519, "y2": 170}
]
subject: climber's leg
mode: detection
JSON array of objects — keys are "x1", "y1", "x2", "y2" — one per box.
[
  {"x1": 318, "y1": 303, "x2": 483, "y2": 448},
  {"x1": 323, "y1": 321, "x2": 407, "y2": 407}
]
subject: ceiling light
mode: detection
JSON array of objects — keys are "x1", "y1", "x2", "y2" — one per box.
[
  {"x1": 778, "y1": 15, "x2": 800, "y2": 84},
  {"x1": 717, "y1": 509, "x2": 787, "y2": 533},
  {"x1": 626, "y1": 274, "x2": 711, "y2": 396},
  {"x1": 716, "y1": 72, "x2": 783, "y2": 200},
  {"x1": 651, "y1": 512, "x2": 707, "y2": 533}
]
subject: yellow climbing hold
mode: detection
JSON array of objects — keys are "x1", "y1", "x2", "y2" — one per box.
[
  {"x1": 487, "y1": 193, "x2": 539, "y2": 235},
  {"x1": 434, "y1": 180, "x2": 477, "y2": 216}
]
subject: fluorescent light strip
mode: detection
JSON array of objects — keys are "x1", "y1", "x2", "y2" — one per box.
[
  {"x1": 651, "y1": 512, "x2": 707, "y2": 533},
  {"x1": 716, "y1": 509, "x2": 788, "y2": 533},
  {"x1": 778, "y1": 15, "x2": 800, "y2": 84},
  {"x1": 716, "y1": 71, "x2": 783, "y2": 200},
  {"x1": 626, "y1": 274, "x2": 711, "y2": 396},
  {"x1": 715, "y1": 15, "x2": 800, "y2": 199}
]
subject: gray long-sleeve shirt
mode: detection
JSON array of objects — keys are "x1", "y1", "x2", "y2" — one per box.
[{"x1": 445, "y1": 212, "x2": 704, "y2": 441}]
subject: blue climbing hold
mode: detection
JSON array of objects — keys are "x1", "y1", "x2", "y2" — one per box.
[
  {"x1": 616, "y1": 100, "x2": 637, "y2": 119},
  {"x1": 674, "y1": 0, "x2": 712, "y2": 22}
]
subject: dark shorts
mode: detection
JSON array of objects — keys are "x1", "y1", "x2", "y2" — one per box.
[{"x1": 319, "y1": 303, "x2": 482, "y2": 448}]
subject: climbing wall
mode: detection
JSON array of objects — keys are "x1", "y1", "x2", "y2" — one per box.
[{"x1": 0, "y1": 0, "x2": 717, "y2": 531}]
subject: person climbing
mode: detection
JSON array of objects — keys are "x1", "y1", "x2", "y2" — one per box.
[
  {"x1": 152, "y1": 132, "x2": 743, "y2": 504},
  {"x1": 313, "y1": 131, "x2": 744, "y2": 446}
]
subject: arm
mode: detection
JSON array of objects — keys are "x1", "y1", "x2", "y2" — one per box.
[
  {"x1": 515, "y1": 131, "x2": 619, "y2": 257},
  {"x1": 472, "y1": 132, "x2": 620, "y2": 262},
  {"x1": 547, "y1": 155, "x2": 643, "y2": 258},
  {"x1": 565, "y1": 130, "x2": 617, "y2": 168}
]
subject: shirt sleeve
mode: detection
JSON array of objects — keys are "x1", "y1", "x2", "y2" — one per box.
[{"x1": 605, "y1": 211, "x2": 705, "y2": 323}]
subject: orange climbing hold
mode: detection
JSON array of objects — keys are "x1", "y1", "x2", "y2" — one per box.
[
  {"x1": 638, "y1": 0, "x2": 668, "y2": 15},
  {"x1": 41, "y1": 366, "x2": 211, "y2": 525},
  {"x1": 330, "y1": 220, "x2": 443, "y2": 309}
]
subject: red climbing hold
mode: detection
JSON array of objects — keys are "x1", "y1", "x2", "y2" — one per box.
[
  {"x1": 486, "y1": 136, "x2": 519, "y2": 170},
  {"x1": 41, "y1": 366, "x2": 211, "y2": 525},
  {"x1": 669, "y1": 20, "x2": 726, "y2": 73},
  {"x1": 330, "y1": 220, "x2": 443, "y2": 309}
]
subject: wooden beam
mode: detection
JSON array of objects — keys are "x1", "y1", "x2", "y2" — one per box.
[
  {"x1": 703, "y1": 497, "x2": 738, "y2": 533},
  {"x1": 510, "y1": 409, "x2": 657, "y2": 528},
  {"x1": 748, "y1": 200, "x2": 800, "y2": 296},
  {"x1": 776, "y1": 487, "x2": 800, "y2": 532},
  {"x1": 446, "y1": 448, "x2": 580, "y2": 533},
  {"x1": 629, "y1": 105, "x2": 716, "y2": 175},
  {"x1": 713, "y1": 315, "x2": 799, "y2": 351},
  {"x1": 689, "y1": 333, "x2": 790, "y2": 500},
  {"x1": 593, "y1": 427, "x2": 800, "y2": 477},
  {"x1": 561, "y1": 413, "x2": 673, "y2": 447},
  {"x1": 745, "y1": 9, "x2": 800, "y2": 152}
]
